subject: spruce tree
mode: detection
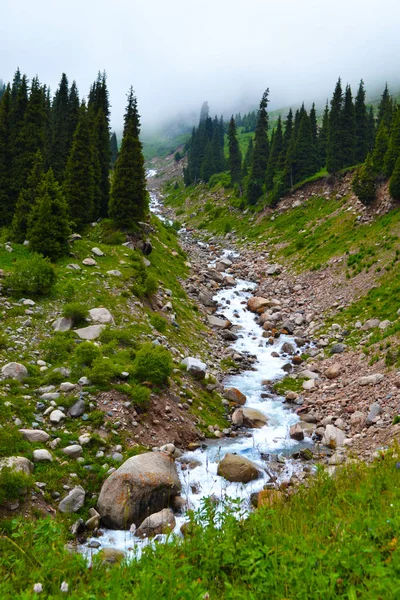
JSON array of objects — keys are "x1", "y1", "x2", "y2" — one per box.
[
  {"x1": 265, "y1": 116, "x2": 283, "y2": 190},
  {"x1": 242, "y1": 137, "x2": 253, "y2": 178},
  {"x1": 292, "y1": 108, "x2": 318, "y2": 182},
  {"x1": 109, "y1": 88, "x2": 147, "y2": 227},
  {"x1": 318, "y1": 102, "x2": 329, "y2": 168},
  {"x1": 201, "y1": 141, "x2": 215, "y2": 182},
  {"x1": 63, "y1": 102, "x2": 95, "y2": 228},
  {"x1": 27, "y1": 169, "x2": 70, "y2": 260},
  {"x1": 228, "y1": 116, "x2": 242, "y2": 191},
  {"x1": 10, "y1": 74, "x2": 28, "y2": 210},
  {"x1": 341, "y1": 84, "x2": 356, "y2": 167},
  {"x1": 372, "y1": 123, "x2": 389, "y2": 175},
  {"x1": 110, "y1": 132, "x2": 118, "y2": 167},
  {"x1": 0, "y1": 85, "x2": 13, "y2": 226},
  {"x1": 326, "y1": 78, "x2": 344, "y2": 173},
  {"x1": 383, "y1": 106, "x2": 400, "y2": 177},
  {"x1": 11, "y1": 150, "x2": 43, "y2": 242},
  {"x1": 309, "y1": 103, "x2": 318, "y2": 161},
  {"x1": 389, "y1": 154, "x2": 400, "y2": 200},
  {"x1": 247, "y1": 88, "x2": 269, "y2": 204},
  {"x1": 50, "y1": 73, "x2": 70, "y2": 181},
  {"x1": 352, "y1": 153, "x2": 376, "y2": 205},
  {"x1": 67, "y1": 81, "x2": 80, "y2": 146},
  {"x1": 367, "y1": 106, "x2": 376, "y2": 151},
  {"x1": 211, "y1": 116, "x2": 224, "y2": 173},
  {"x1": 377, "y1": 84, "x2": 393, "y2": 130},
  {"x1": 282, "y1": 109, "x2": 293, "y2": 156},
  {"x1": 354, "y1": 80, "x2": 369, "y2": 163}
]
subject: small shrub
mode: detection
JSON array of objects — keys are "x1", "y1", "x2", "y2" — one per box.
[
  {"x1": 150, "y1": 314, "x2": 167, "y2": 333},
  {"x1": 89, "y1": 410, "x2": 105, "y2": 428},
  {"x1": 0, "y1": 468, "x2": 34, "y2": 506},
  {"x1": 62, "y1": 302, "x2": 88, "y2": 325},
  {"x1": 145, "y1": 274, "x2": 158, "y2": 297},
  {"x1": 40, "y1": 333, "x2": 75, "y2": 364},
  {"x1": 0, "y1": 333, "x2": 9, "y2": 349},
  {"x1": 88, "y1": 357, "x2": 117, "y2": 385},
  {"x1": 115, "y1": 383, "x2": 150, "y2": 410},
  {"x1": 6, "y1": 254, "x2": 56, "y2": 297},
  {"x1": 62, "y1": 283, "x2": 76, "y2": 301},
  {"x1": 73, "y1": 342, "x2": 102, "y2": 368},
  {"x1": 133, "y1": 343, "x2": 172, "y2": 385}
]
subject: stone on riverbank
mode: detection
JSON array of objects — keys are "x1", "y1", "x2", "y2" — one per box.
[{"x1": 217, "y1": 453, "x2": 260, "y2": 483}]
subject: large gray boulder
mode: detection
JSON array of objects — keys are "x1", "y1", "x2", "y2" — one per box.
[
  {"x1": 88, "y1": 307, "x2": 114, "y2": 324},
  {"x1": 20, "y1": 429, "x2": 50, "y2": 443},
  {"x1": 52, "y1": 317, "x2": 73, "y2": 332},
  {"x1": 232, "y1": 407, "x2": 267, "y2": 428},
  {"x1": 322, "y1": 424, "x2": 346, "y2": 448},
  {"x1": 1, "y1": 362, "x2": 28, "y2": 381},
  {"x1": 0, "y1": 456, "x2": 33, "y2": 476},
  {"x1": 97, "y1": 452, "x2": 181, "y2": 529},
  {"x1": 217, "y1": 453, "x2": 260, "y2": 483},
  {"x1": 181, "y1": 357, "x2": 207, "y2": 380}
]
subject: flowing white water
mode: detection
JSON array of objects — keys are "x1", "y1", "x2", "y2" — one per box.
[{"x1": 82, "y1": 174, "x2": 311, "y2": 560}]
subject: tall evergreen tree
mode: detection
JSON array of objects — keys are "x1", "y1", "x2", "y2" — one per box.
[
  {"x1": 389, "y1": 154, "x2": 400, "y2": 200},
  {"x1": 354, "y1": 80, "x2": 369, "y2": 163},
  {"x1": 282, "y1": 109, "x2": 293, "y2": 155},
  {"x1": 50, "y1": 73, "x2": 70, "y2": 181},
  {"x1": 247, "y1": 88, "x2": 270, "y2": 204},
  {"x1": 372, "y1": 122, "x2": 389, "y2": 175},
  {"x1": 110, "y1": 132, "x2": 118, "y2": 167},
  {"x1": 0, "y1": 85, "x2": 13, "y2": 225},
  {"x1": 352, "y1": 152, "x2": 376, "y2": 205},
  {"x1": 228, "y1": 116, "x2": 242, "y2": 191},
  {"x1": 327, "y1": 78, "x2": 344, "y2": 172},
  {"x1": 341, "y1": 84, "x2": 356, "y2": 167},
  {"x1": 109, "y1": 88, "x2": 147, "y2": 227},
  {"x1": 67, "y1": 81, "x2": 80, "y2": 145},
  {"x1": 309, "y1": 103, "x2": 318, "y2": 159},
  {"x1": 211, "y1": 115, "x2": 224, "y2": 174},
  {"x1": 27, "y1": 169, "x2": 71, "y2": 260},
  {"x1": 292, "y1": 108, "x2": 318, "y2": 182},
  {"x1": 318, "y1": 102, "x2": 329, "y2": 168},
  {"x1": 242, "y1": 137, "x2": 253, "y2": 178},
  {"x1": 9, "y1": 74, "x2": 29, "y2": 210},
  {"x1": 367, "y1": 106, "x2": 376, "y2": 152},
  {"x1": 383, "y1": 106, "x2": 400, "y2": 177},
  {"x1": 11, "y1": 150, "x2": 43, "y2": 242},
  {"x1": 265, "y1": 116, "x2": 283, "y2": 190},
  {"x1": 377, "y1": 84, "x2": 393, "y2": 130},
  {"x1": 63, "y1": 102, "x2": 95, "y2": 228}
]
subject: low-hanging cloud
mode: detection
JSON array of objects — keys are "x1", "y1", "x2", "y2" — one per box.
[{"x1": 1, "y1": 0, "x2": 400, "y2": 132}]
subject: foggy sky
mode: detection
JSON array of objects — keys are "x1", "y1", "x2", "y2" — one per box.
[{"x1": 1, "y1": 0, "x2": 400, "y2": 133}]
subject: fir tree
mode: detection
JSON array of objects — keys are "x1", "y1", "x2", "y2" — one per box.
[
  {"x1": 247, "y1": 88, "x2": 269, "y2": 204},
  {"x1": 377, "y1": 84, "x2": 393, "y2": 130},
  {"x1": 67, "y1": 81, "x2": 80, "y2": 146},
  {"x1": 211, "y1": 116, "x2": 224, "y2": 174},
  {"x1": 318, "y1": 102, "x2": 329, "y2": 168},
  {"x1": 389, "y1": 154, "x2": 400, "y2": 200},
  {"x1": 292, "y1": 108, "x2": 318, "y2": 182},
  {"x1": 0, "y1": 85, "x2": 13, "y2": 226},
  {"x1": 372, "y1": 123, "x2": 389, "y2": 175},
  {"x1": 50, "y1": 73, "x2": 70, "y2": 181},
  {"x1": 63, "y1": 102, "x2": 95, "y2": 228},
  {"x1": 10, "y1": 74, "x2": 28, "y2": 208},
  {"x1": 341, "y1": 84, "x2": 356, "y2": 167},
  {"x1": 109, "y1": 88, "x2": 147, "y2": 227},
  {"x1": 200, "y1": 141, "x2": 215, "y2": 182},
  {"x1": 367, "y1": 106, "x2": 376, "y2": 151},
  {"x1": 228, "y1": 116, "x2": 242, "y2": 191},
  {"x1": 309, "y1": 103, "x2": 318, "y2": 161},
  {"x1": 11, "y1": 150, "x2": 43, "y2": 242},
  {"x1": 110, "y1": 132, "x2": 118, "y2": 167},
  {"x1": 326, "y1": 78, "x2": 344, "y2": 172},
  {"x1": 27, "y1": 169, "x2": 70, "y2": 260},
  {"x1": 282, "y1": 109, "x2": 293, "y2": 155},
  {"x1": 354, "y1": 80, "x2": 369, "y2": 163},
  {"x1": 352, "y1": 153, "x2": 376, "y2": 205},
  {"x1": 265, "y1": 116, "x2": 283, "y2": 190},
  {"x1": 383, "y1": 106, "x2": 400, "y2": 177},
  {"x1": 242, "y1": 137, "x2": 253, "y2": 178}
]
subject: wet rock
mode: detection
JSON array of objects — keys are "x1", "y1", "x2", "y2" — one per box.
[
  {"x1": 52, "y1": 317, "x2": 73, "y2": 332},
  {"x1": 221, "y1": 330, "x2": 238, "y2": 341},
  {"x1": 59, "y1": 486, "x2": 85, "y2": 513},
  {"x1": 289, "y1": 423, "x2": 304, "y2": 441},
  {"x1": 217, "y1": 453, "x2": 260, "y2": 483},
  {"x1": 98, "y1": 548, "x2": 125, "y2": 564},
  {"x1": 207, "y1": 315, "x2": 231, "y2": 329},
  {"x1": 97, "y1": 452, "x2": 181, "y2": 529},
  {"x1": 1, "y1": 362, "x2": 28, "y2": 381},
  {"x1": 136, "y1": 508, "x2": 176, "y2": 538},
  {"x1": 281, "y1": 342, "x2": 295, "y2": 355},
  {"x1": 232, "y1": 407, "x2": 267, "y2": 428},
  {"x1": 198, "y1": 291, "x2": 217, "y2": 307},
  {"x1": 247, "y1": 297, "x2": 273, "y2": 312},
  {"x1": 223, "y1": 388, "x2": 246, "y2": 405}
]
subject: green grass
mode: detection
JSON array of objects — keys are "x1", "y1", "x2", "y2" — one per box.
[
  {"x1": 142, "y1": 132, "x2": 190, "y2": 161},
  {"x1": 1, "y1": 451, "x2": 400, "y2": 598}
]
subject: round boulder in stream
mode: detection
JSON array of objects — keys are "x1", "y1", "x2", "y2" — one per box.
[
  {"x1": 232, "y1": 407, "x2": 268, "y2": 428},
  {"x1": 97, "y1": 452, "x2": 181, "y2": 529},
  {"x1": 217, "y1": 453, "x2": 260, "y2": 483}
]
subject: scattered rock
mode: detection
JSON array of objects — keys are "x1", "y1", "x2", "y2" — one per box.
[
  {"x1": 88, "y1": 307, "x2": 114, "y2": 324},
  {"x1": 1, "y1": 362, "x2": 28, "y2": 381},
  {"x1": 59, "y1": 486, "x2": 85, "y2": 513},
  {"x1": 63, "y1": 445, "x2": 83, "y2": 458},
  {"x1": 358, "y1": 374, "x2": 384, "y2": 386},
  {"x1": 33, "y1": 449, "x2": 53, "y2": 462},
  {"x1": 74, "y1": 325, "x2": 106, "y2": 340},
  {"x1": 325, "y1": 363, "x2": 341, "y2": 379},
  {"x1": 68, "y1": 398, "x2": 86, "y2": 418},
  {"x1": 82, "y1": 258, "x2": 97, "y2": 266},
  {"x1": 181, "y1": 357, "x2": 207, "y2": 379},
  {"x1": 136, "y1": 508, "x2": 176, "y2": 538},
  {"x1": 289, "y1": 423, "x2": 304, "y2": 441},
  {"x1": 330, "y1": 344, "x2": 345, "y2": 354},
  {"x1": 20, "y1": 429, "x2": 50, "y2": 443},
  {"x1": 52, "y1": 317, "x2": 73, "y2": 332},
  {"x1": 366, "y1": 402, "x2": 382, "y2": 426},
  {"x1": 91, "y1": 247, "x2": 104, "y2": 257},
  {"x1": 207, "y1": 315, "x2": 231, "y2": 329},
  {"x1": 223, "y1": 388, "x2": 246, "y2": 405},
  {"x1": 322, "y1": 424, "x2": 346, "y2": 448},
  {"x1": 49, "y1": 409, "x2": 66, "y2": 424},
  {"x1": 0, "y1": 456, "x2": 33, "y2": 476}
]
